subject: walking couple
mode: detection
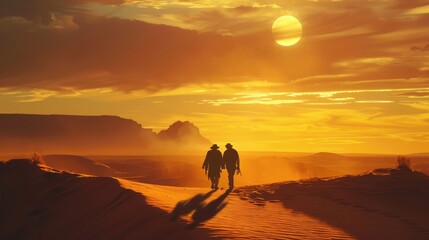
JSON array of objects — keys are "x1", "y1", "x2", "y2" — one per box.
[{"x1": 202, "y1": 143, "x2": 240, "y2": 190}]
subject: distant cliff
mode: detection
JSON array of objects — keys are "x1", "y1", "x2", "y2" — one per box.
[
  {"x1": 0, "y1": 114, "x2": 210, "y2": 154},
  {"x1": 159, "y1": 121, "x2": 211, "y2": 144}
]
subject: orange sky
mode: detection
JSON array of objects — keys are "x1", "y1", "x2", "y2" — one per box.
[{"x1": 0, "y1": 0, "x2": 428, "y2": 153}]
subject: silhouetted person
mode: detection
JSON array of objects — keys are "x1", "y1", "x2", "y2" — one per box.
[
  {"x1": 222, "y1": 143, "x2": 240, "y2": 189},
  {"x1": 202, "y1": 144, "x2": 222, "y2": 189}
]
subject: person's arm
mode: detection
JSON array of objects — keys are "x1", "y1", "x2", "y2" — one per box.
[
  {"x1": 202, "y1": 152, "x2": 209, "y2": 170},
  {"x1": 236, "y1": 150, "x2": 240, "y2": 170},
  {"x1": 221, "y1": 151, "x2": 226, "y2": 169}
]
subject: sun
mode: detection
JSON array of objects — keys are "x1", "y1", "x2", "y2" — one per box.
[{"x1": 272, "y1": 15, "x2": 302, "y2": 47}]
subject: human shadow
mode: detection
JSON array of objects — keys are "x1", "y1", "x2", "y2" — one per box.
[
  {"x1": 171, "y1": 189, "x2": 216, "y2": 220},
  {"x1": 190, "y1": 189, "x2": 232, "y2": 228}
]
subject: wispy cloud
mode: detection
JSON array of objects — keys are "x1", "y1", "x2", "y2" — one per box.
[
  {"x1": 405, "y1": 4, "x2": 429, "y2": 15},
  {"x1": 14, "y1": 89, "x2": 58, "y2": 102},
  {"x1": 399, "y1": 91, "x2": 429, "y2": 98}
]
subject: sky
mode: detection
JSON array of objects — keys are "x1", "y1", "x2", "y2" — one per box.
[{"x1": 0, "y1": 0, "x2": 428, "y2": 153}]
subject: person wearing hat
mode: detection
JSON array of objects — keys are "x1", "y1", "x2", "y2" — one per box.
[
  {"x1": 202, "y1": 144, "x2": 223, "y2": 189},
  {"x1": 222, "y1": 143, "x2": 240, "y2": 189}
]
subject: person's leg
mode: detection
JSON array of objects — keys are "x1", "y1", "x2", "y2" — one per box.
[
  {"x1": 210, "y1": 176, "x2": 215, "y2": 189},
  {"x1": 227, "y1": 168, "x2": 236, "y2": 189},
  {"x1": 214, "y1": 176, "x2": 219, "y2": 189}
]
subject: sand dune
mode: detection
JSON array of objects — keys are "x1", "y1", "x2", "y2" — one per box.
[
  {"x1": 44, "y1": 155, "x2": 115, "y2": 176},
  {"x1": 0, "y1": 159, "x2": 215, "y2": 240},
  {"x1": 236, "y1": 169, "x2": 429, "y2": 239},
  {"x1": 88, "y1": 155, "x2": 209, "y2": 187},
  {"x1": 2, "y1": 158, "x2": 428, "y2": 239},
  {"x1": 124, "y1": 180, "x2": 354, "y2": 239}
]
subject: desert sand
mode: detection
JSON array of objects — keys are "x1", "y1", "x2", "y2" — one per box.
[
  {"x1": 2, "y1": 156, "x2": 429, "y2": 239},
  {"x1": 0, "y1": 159, "x2": 215, "y2": 240}
]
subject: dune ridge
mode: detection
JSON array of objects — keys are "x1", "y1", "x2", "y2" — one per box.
[{"x1": 0, "y1": 159, "x2": 216, "y2": 240}]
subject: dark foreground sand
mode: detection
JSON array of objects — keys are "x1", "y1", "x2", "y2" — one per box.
[
  {"x1": 1, "y1": 159, "x2": 429, "y2": 239},
  {"x1": 0, "y1": 159, "x2": 216, "y2": 240}
]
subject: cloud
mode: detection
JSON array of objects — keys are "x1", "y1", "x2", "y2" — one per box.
[
  {"x1": 404, "y1": 4, "x2": 429, "y2": 15},
  {"x1": 400, "y1": 91, "x2": 429, "y2": 97},
  {"x1": 411, "y1": 43, "x2": 429, "y2": 52},
  {"x1": 0, "y1": 14, "x2": 284, "y2": 91},
  {"x1": 0, "y1": 0, "x2": 124, "y2": 24},
  {"x1": 86, "y1": 2, "x2": 281, "y2": 35},
  {"x1": 15, "y1": 89, "x2": 59, "y2": 102},
  {"x1": 0, "y1": 0, "x2": 429, "y2": 94},
  {"x1": 230, "y1": 5, "x2": 260, "y2": 14}
]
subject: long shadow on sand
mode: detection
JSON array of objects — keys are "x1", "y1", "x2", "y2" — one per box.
[
  {"x1": 190, "y1": 189, "x2": 231, "y2": 228},
  {"x1": 171, "y1": 189, "x2": 231, "y2": 228},
  {"x1": 171, "y1": 190, "x2": 216, "y2": 220}
]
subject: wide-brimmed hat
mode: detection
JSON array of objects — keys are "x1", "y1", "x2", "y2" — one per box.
[
  {"x1": 225, "y1": 143, "x2": 233, "y2": 148},
  {"x1": 210, "y1": 144, "x2": 220, "y2": 149}
]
